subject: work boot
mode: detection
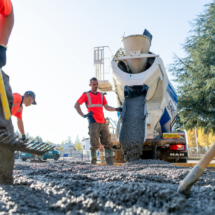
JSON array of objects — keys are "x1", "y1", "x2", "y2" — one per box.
[
  {"x1": 105, "y1": 149, "x2": 114, "y2": 165},
  {"x1": 91, "y1": 151, "x2": 97, "y2": 164}
]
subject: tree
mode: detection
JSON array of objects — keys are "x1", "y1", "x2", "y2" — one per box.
[
  {"x1": 35, "y1": 136, "x2": 43, "y2": 142},
  {"x1": 15, "y1": 130, "x2": 21, "y2": 138},
  {"x1": 26, "y1": 132, "x2": 33, "y2": 140},
  {"x1": 75, "y1": 135, "x2": 80, "y2": 143},
  {"x1": 75, "y1": 142, "x2": 82, "y2": 151},
  {"x1": 197, "y1": 128, "x2": 210, "y2": 147},
  {"x1": 187, "y1": 129, "x2": 196, "y2": 147},
  {"x1": 169, "y1": 2, "x2": 215, "y2": 134},
  {"x1": 59, "y1": 145, "x2": 64, "y2": 151},
  {"x1": 208, "y1": 132, "x2": 215, "y2": 145},
  {"x1": 46, "y1": 141, "x2": 55, "y2": 145},
  {"x1": 66, "y1": 136, "x2": 72, "y2": 144}
]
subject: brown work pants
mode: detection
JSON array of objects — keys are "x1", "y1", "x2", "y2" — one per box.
[
  {"x1": 89, "y1": 122, "x2": 112, "y2": 151},
  {"x1": 0, "y1": 71, "x2": 14, "y2": 185}
]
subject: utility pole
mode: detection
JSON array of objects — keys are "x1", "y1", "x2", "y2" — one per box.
[{"x1": 195, "y1": 128, "x2": 199, "y2": 156}]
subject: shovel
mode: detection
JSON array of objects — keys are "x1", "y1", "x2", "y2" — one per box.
[{"x1": 178, "y1": 143, "x2": 215, "y2": 194}]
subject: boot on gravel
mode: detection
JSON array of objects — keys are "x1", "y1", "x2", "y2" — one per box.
[
  {"x1": 91, "y1": 151, "x2": 97, "y2": 164},
  {"x1": 105, "y1": 149, "x2": 114, "y2": 165}
]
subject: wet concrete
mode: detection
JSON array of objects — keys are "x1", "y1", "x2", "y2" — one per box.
[
  {"x1": 120, "y1": 95, "x2": 146, "y2": 161},
  {"x1": 0, "y1": 160, "x2": 215, "y2": 214}
]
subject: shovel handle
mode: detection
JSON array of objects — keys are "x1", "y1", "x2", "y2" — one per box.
[{"x1": 0, "y1": 69, "x2": 11, "y2": 120}]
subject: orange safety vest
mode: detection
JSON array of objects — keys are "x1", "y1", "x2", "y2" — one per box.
[
  {"x1": 86, "y1": 92, "x2": 105, "y2": 123},
  {"x1": 86, "y1": 92, "x2": 103, "y2": 107}
]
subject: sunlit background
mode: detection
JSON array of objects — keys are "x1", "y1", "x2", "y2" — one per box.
[{"x1": 6, "y1": 0, "x2": 210, "y2": 144}]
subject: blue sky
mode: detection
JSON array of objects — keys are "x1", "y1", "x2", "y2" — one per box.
[{"x1": 6, "y1": 0, "x2": 211, "y2": 144}]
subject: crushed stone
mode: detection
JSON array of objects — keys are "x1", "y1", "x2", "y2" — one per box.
[{"x1": 0, "y1": 160, "x2": 214, "y2": 214}]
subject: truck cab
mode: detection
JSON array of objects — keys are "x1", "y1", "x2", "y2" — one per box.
[{"x1": 43, "y1": 149, "x2": 60, "y2": 161}]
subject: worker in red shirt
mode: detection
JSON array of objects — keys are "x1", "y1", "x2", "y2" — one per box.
[
  {"x1": 74, "y1": 77, "x2": 122, "y2": 165},
  {"x1": 0, "y1": 0, "x2": 14, "y2": 68},
  {"x1": 12, "y1": 91, "x2": 37, "y2": 140},
  {"x1": 0, "y1": 0, "x2": 15, "y2": 185}
]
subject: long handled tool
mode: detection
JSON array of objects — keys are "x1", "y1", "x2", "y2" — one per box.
[
  {"x1": 0, "y1": 68, "x2": 11, "y2": 120},
  {"x1": 178, "y1": 143, "x2": 215, "y2": 194},
  {"x1": 15, "y1": 134, "x2": 46, "y2": 162}
]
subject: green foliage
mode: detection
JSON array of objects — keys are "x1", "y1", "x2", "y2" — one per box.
[
  {"x1": 34, "y1": 136, "x2": 43, "y2": 142},
  {"x1": 169, "y1": 1, "x2": 215, "y2": 134},
  {"x1": 66, "y1": 136, "x2": 72, "y2": 144},
  {"x1": 75, "y1": 135, "x2": 80, "y2": 143},
  {"x1": 59, "y1": 145, "x2": 64, "y2": 151},
  {"x1": 46, "y1": 141, "x2": 55, "y2": 145},
  {"x1": 26, "y1": 132, "x2": 33, "y2": 140},
  {"x1": 75, "y1": 142, "x2": 82, "y2": 151},
  {"x1": 15, "y1": 130, "x2": 21, "y2": 138}
]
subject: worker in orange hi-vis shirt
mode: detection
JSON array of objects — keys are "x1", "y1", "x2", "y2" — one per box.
[
  {"x1": 0, "y1": 0, "x2": 15, "y2": 185},
  {"x1": 12, "y1": 91, "x2": 37, "y2": 141},
  {"x1": 74, "y1": 77, "x2": 123, "y2": 165}
]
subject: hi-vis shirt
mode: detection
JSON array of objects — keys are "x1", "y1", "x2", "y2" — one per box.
[
  {"x1": 12, "y1": 93, "x2": 23, "y2": 119},
  {"x1": 77, "y1": 91, "x2": 108, "y2": 123},
  {"x1": 0, "y1": 0, "x2": 12, "y2": 16}
]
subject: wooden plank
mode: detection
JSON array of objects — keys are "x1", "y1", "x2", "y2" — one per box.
[
  {"x1": 173, "y1": 163, "x2": 215, "y2": 167},
  {"x1": 97, "y1": 163, "x2": 215, "y2": 167},
  {"x1": 97, "y1": 163, "x2": 124, "y2": 166}
]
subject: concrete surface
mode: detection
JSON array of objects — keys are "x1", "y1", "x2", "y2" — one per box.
[{"x1": 0, "y1": 159, "x2": 215, "y2": 214}]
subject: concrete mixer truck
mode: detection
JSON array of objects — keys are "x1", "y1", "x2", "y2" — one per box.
[{"x1": 94, "y1": 29, "x2": 188, "y2": 163}]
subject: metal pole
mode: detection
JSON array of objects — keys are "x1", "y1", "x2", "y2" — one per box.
[
  {"x1": 195, "y1": 128, "x2": 199, "y2": 156},
  {"x1": 103, "y1": 47, "x2": 105, "y2": 80}
]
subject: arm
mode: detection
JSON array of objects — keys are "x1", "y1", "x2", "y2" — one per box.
[
  {"x1": 17, "y1": 118, "x2": 25, "y2": 135},
  {"x1": 0, "y1": 3, "x2": 14, "y2": 45},
  {"x1": 104, "y1": 103, "x2": 117, "y2": 111},
  {"x1": 74, "y1": 102, "x2": 84, "y2": 117}
]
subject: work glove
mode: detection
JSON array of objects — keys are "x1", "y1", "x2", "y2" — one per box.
[
  {"x1": 116, "y1": 107, "x2": 123, "y2": 112},
  {"x1": 0, "y1": 45, "x2": 7, "y2": 68},
  {"x1": 21, "y1": 134, "x2": 26, "y2": 141},
  {"x1": 84, "y1": 111, "x2": 93, "y2": 118}
]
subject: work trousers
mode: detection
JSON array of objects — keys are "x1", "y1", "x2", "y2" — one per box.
[
  {"x1": 89, "y1": 122, "x2": 112, "y2": 151},
  {"x1": 0, "y1": 71, "x2": 14, "y2": 185}
]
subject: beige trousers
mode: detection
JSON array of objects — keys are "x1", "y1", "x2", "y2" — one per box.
[{"x1": 89, "y1": 122, "x2": 112, "y2": 151}]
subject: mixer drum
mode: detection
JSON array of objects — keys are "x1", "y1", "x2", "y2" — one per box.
[{"x1": 121, "y1": 34, "x2": 151, "y2": 73}]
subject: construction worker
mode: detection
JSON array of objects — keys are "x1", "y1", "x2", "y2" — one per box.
[
  {"x1": 11, "y1": 91, "x2": 37, "y2": 140},
  {"x1": 74, "y1": 77, "x2": 122, "y2": 165},
  {"x1": 0, "y1": 0, "x2": 15, "y2": 185}
]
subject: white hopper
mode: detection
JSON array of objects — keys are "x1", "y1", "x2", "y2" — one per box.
[{"x1": 121, "y1": 34, "x2": 151, "y2": 73}]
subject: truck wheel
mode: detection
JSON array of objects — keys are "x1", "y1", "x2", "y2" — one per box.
[
  {"x1": 43, "y1": 158, "x2": 47, "y2": 161},
  {"x1": 21, "y1": 158, "x2": 27, "y2": 161},
  {"x1": 54, "y1": 155, "x2": 59, "y2": 161}
]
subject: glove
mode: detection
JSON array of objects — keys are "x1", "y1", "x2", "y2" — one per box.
[
  {"x1": 21, "y1": 134, "x2": 26, "y2": 141},
  {"x1": 0, "y1": 45, "x2": 7, "y2": 68},
  {"x1": 116, "y1": 107, "x2": 122, "y2": 112},
  {"x1": 84, "y1": 111, "x2": 94, "y2": 118}
]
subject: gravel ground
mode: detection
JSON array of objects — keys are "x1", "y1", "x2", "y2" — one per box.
[{"x1": 0, "y1": 160, "x2": 215, "y2": 214}]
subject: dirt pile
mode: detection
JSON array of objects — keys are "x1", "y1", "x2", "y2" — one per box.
[{"x1": 0, "y1": 160, "x2": 215, "y2": 214}]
